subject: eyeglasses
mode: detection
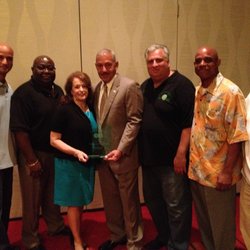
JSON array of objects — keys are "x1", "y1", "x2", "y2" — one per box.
[{"x1": 194, "y1": 57, "x2": 215, "y2": 64}]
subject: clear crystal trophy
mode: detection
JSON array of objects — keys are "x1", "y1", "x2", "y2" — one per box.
[{"x1": 88, "y1": 126, "x2": 111, "y2": 160}]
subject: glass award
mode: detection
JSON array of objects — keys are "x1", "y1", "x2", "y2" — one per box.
[
  {"x1": 88, "y1": 125, "x2": 112, "y2": 160},
  {"x1": 88, "y1": 133, "x2": 105, "y2": 159}
]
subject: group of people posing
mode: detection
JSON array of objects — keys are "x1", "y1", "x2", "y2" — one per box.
[{"x1": 1, "y1": 42, "x2": 250, "y2": 250}]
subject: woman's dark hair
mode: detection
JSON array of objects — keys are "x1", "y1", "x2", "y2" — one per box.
[{"x1": 60, "y1": 71, "x2": 93, "y2": 106}]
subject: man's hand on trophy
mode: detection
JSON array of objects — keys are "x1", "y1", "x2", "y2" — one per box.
[{"x1": 104, "y1": 149, "x2": 122, "y2": 161}]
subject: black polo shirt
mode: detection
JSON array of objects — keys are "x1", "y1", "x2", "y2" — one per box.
[
  {"x1": 138, "y1": 71, "x2": 195, "y2": 167},
  {"x1": 10, "y1": 79, "x2": 64, "y2": 152}
]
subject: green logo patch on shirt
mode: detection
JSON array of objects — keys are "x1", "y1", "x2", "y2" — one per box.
[{"x1": 159, "y1": 91, "x2": 172, "y2": 103}]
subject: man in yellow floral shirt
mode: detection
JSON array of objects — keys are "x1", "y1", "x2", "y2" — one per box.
[{"x1": 188, "y1": 46, "x2": 248, "y2": 250}]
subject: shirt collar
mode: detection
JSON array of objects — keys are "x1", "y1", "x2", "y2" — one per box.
[
  {"x1": 0, "y1": 80, "x2": 6, "y2": 85},
  {"x1": 197, "y1": 72, "x2": 224, "y2": 96},
  {"x1": 101, "y1": 74, "x2": 117, "y2": 92}
]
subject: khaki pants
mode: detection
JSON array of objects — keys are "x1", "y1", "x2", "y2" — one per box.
[
  {"x1": 98, "y1": 164, "x2": 143, "y2": 250},
  {"x1": 240, "y1": 178, "x2": 250, "y2": 249},
  {"x1": 18, "y1": 151, "x2": 65, "y2": 249},
  {"x1": 191, "y1": 181, "x2": 236, "y2": 250}
]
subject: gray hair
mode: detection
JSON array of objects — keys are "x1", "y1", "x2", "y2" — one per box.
[
  {"x1": 96, "y1": 48, "x2": 116, "y2": 61},
  {"x1": 144, "y1": 44, "x2": 170, "y2": 61}
]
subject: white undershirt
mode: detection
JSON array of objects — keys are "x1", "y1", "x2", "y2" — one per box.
[{"x1": 0, "y1": 83, "x2": 16, "y2": 169}]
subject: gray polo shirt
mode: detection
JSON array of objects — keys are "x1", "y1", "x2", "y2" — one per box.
[{"x1": 0, "y1": 82, "x2": 16, "y2": 170}]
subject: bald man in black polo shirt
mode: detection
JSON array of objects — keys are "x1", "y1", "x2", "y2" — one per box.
[{"x1": 10, "y1": 56, "x2": 70, "y2": 250}]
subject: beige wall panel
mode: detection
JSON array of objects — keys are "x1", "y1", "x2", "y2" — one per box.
[
  {"x1": 177, "y1": 0, "x2": 250, "y2": 95},
  {"x1": 0, "y1": 0, "x2": 81, "y2": 89},
  {"x1": 80, "y1": 0, "x2": 178, "y2": 85}
]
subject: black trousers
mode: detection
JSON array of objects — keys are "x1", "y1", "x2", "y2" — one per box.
[
  {"x1": 0, "y1": 167, "x2": 13, "y2": 249},
  {"x1": 142, "y1": 165, "x2": 192, "y2": 250}
]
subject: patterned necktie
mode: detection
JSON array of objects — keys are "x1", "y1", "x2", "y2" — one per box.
[{"x1": 99, "y1": 84, "x2": 108, "y2": 119}]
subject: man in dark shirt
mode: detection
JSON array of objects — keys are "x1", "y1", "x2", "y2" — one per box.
[
  {"x1": 10, "y1": 56, "x2": 69, "y2": 250},
  {"x1": 138, "y1": 44, "x2": 195, "y2": 250}
]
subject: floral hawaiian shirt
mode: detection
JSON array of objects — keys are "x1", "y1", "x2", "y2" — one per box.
[
  {"x1": 242, "y1": 94, "x2": 250, "y2": 185},
  {"x1": 188, "y1": 73, "x2": 248, "y2": 187}
]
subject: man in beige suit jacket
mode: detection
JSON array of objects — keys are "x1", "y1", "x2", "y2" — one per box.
[{"x1": 93, "y1": 48, "x2": 143, "y2": 250}]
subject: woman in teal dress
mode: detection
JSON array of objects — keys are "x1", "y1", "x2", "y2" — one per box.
[{"x1": 50, "y1": 71, "x2": 97, "y2": 250}]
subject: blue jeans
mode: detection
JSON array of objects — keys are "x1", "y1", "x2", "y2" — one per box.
[{"x1": 142, "y1": 165, "x2": 192, "y2": 250}]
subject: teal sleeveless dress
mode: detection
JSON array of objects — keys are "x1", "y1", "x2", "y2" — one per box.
[{"x1": 54, "y1": 110, "x2": 97, "y2": 206}]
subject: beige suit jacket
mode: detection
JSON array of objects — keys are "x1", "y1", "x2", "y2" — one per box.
[{"x1": 93, "y1": 74, "x2": 143, "y2": 174}]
